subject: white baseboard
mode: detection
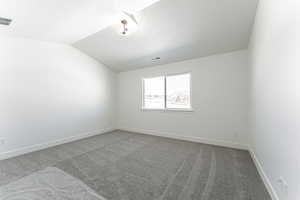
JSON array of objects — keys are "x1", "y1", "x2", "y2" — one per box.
[
  {"x1": 0, "y1": 127, "x2": 116, "y2": 160},
  {"x1": 118, "y1": 127, "x2": 249, "y2": 150},
  {"x1": 249, "y1": 149, "x2": 279, "y2": 200}
]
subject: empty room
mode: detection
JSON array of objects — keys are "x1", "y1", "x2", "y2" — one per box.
[{"x1": 0, "y1": 0, "x2": 299, "y2": 200}]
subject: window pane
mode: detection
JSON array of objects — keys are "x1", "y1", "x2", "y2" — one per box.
[
  {"x1": 166, "y1": 73, "x2": 191, "y2": 109},
  {"x1": 143, "y1": 76, "x2": 165, "y2": 109}
]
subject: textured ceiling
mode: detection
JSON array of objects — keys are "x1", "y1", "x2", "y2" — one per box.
[
  {"x1": 0, "y1": 0, "x2": 159, "y2": 43},
  {"x1": 0, "y1": 0, "x2": 258, "y2": 72},
  {"x1": 74, "y1": 0, "x2": 258, "y2": 72}
]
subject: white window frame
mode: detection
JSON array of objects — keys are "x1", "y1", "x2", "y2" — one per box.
[{"x1": 141, "y1": 72, "x2": 193, "y2": 112}]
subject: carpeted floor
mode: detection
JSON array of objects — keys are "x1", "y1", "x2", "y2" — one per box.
[{"x1": 0, "y1": 130, "x2": 271, "y2": 200}]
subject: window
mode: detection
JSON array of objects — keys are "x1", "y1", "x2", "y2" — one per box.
[
  {"x1": 142, "y1": 73, "x2": 191, "y2": 110},
  {"x1": 143, "y1": 76, "x2": 165, "y2": 109}
]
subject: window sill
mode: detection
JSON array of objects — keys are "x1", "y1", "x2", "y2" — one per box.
[{"x1": 141, "y1": 108, "x2": 194, "y2": 112}]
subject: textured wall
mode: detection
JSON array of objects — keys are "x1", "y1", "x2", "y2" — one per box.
[
  {"x1": 0, "y1": 36, "x2": 116, "y2": 155},
  {"x1": 117, "y1": 50, "x2": 249, "y2": 147},
  {"x1": 249, "y1": 0, "x2": 300, "y2": 199}
]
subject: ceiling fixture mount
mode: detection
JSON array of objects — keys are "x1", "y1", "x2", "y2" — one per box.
[
  {"x1": 119, "y1": 12, "x2": 138, "y2": 36},
  {"x1": 0, "y1": 17, "x2": 12, "y2": 26}
]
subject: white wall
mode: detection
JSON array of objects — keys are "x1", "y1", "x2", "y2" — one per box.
[
  {"x1": 249, "y1": 0, "x2": 300, "y2": 200},
  {"x1": 117, "y1": 50, "x2": 249, "y2": 148},
  {"x1": 0, "y1": 36, "x2": 116, "y2": 158}
]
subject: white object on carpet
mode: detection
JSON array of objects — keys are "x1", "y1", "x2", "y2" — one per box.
[{"x1": 0, "y1": 167, "x2": 106, "y2": 200}]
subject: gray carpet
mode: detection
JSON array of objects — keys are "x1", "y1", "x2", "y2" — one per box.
[{"x1": 0, "y1": 130, "x2": 271, "y2": 200}]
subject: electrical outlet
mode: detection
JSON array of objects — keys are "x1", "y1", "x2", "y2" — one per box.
[{"x1": 277, "y1": 176, "x2": 288, "y2": 195}]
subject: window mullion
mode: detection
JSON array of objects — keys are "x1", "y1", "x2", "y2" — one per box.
[{"x1": 164, "y1": 76, "x2": 167, "y2": 109}]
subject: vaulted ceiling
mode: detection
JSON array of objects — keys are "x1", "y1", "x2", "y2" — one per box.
[
  {"x1": 0, "y1": 0, "x2": 159, "y2": 43},
  {"x1": 0, "y1": 0, "x2": 258, "y2": 72}
]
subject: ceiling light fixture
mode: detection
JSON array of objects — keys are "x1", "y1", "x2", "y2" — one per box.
[
  {"x1": 121, "y1": 19, "x2": 128, "y2": 35},
  {"x1": 119, "y1": 12, "x2": 138, "y2": 36}
]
